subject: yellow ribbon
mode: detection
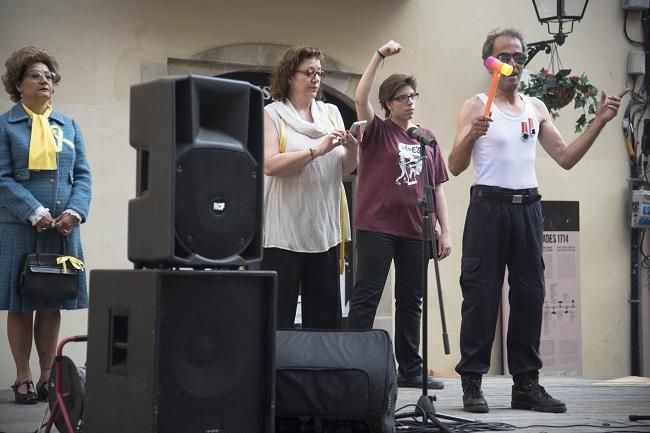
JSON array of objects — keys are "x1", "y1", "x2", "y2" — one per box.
[
  {"x1": 339, "y1": 188, "x2": 346, "y2": 275},
  {"x1": 56, "y1": 256, "x2": 85, "y2": 273},
  {"x1": 22, "y1": 103, "x2": 57, "y2": 170},
  {"x1": 325, "y1": 109, "x2": 347, "y2": 276}
]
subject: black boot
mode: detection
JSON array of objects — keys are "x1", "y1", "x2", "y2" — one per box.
[
  {"x1": 397, "y1": 372, "x2": 444, "y2": 389},
  {"x1": 461, "y1": 374, "x2": 489, "y2": 413},
  {"x1": 511, "y1": 372, "x2": 567, "y2": 413}
]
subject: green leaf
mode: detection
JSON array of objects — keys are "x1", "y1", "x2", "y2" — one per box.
[
  {"x1": 575, "y1": 114, "x2": 587, "y2": 133},
  {"x1": 521, "y1": 68, "x2": 600, "y2": 132}
]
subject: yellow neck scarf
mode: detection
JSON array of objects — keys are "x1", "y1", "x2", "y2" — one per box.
[{"x1": 22, "y1": 103, "x2": 57, "y2": 170}]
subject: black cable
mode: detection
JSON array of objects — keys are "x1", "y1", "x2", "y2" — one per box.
[
  {"x1": 638, "y1": 230, "x2": 650, "y2": 269},
  {"x1": 395, "y1": 419, "x2": 650, "y2": 433},
  {"x1": 590, "y1": 430, "x2": 650, "y2": 433},
  {"x1": 514, "y1": 423, "x2": 650, "y2": 428},
  {"x1": 621, "y1": 84, "x2": 648, "y2": 178},
  {"x1": 624, "y1": 10, "x2": 645, "y2": 46},
  {"x1": 395, "y1": 403, "x2": 650, "y2": 433},
  {"x1": 396, "y1": 420, "x2": 517, "y2": 433},
  {"x1": 626, "y1": 75, "x2": 637, "y2": 93},
  {"x1": 395, "y1": 407, "x2": 518, "y2": 433},
  {"x1": 508, "y1": 422, "x2": 650, "y2": 431}
]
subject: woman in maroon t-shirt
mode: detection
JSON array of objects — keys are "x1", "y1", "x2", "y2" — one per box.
[{"x1": 347, "y1": 40, "x2": 452, "y2": 390}]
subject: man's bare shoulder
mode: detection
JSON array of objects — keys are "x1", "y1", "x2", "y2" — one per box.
[
  {"x1": 460, "y1": 94, "x2": 485, "y2": 115},
  {"x1": 523, "y1": 94, "x2": 552, "y2": 121}
]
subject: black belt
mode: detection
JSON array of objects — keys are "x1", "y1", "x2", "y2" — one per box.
[{"x1": 471, "y1": 185, "x2": 541, "y2": 204}]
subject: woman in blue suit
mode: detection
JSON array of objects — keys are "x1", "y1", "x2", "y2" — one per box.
[{"x1": 0, "y1": 47, "x2": 92, "y2": 404}]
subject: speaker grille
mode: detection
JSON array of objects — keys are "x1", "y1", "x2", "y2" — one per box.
[
  {"x1": 175, "y1": 147, "x2": 258, "y2": 260},
  {"x1": 158, "y1": 273, "x2": 273, "y2": 433}
]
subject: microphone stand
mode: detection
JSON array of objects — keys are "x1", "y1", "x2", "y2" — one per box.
[{"x1": 395, "y1": 137, "x2": 476, "y2": 430}]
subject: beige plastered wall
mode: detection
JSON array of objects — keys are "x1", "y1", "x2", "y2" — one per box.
[{"x1": 0, "y1": 0, "x2": 645, "y2": 385}]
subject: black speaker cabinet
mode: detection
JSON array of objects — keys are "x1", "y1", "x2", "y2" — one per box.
[
  {"x1": 128, "y1": 75, "x2": 264, "y2": 268},
  {"x1": 84, "y1": 269, "x2": 276, "y2": 433}
]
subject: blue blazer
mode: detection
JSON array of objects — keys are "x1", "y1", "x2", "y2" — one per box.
[{"x1": 0, "y1": 103, "x2": 92, "y2": 224}]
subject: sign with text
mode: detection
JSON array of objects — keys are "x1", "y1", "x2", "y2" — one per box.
[{"x1": 502, "y1": 201, "x2": 582, "y2": 376}]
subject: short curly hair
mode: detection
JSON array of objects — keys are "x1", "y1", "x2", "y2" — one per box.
[
  {"x1": 269, "y1": 46, "x2": 324, "y2": 102},
  {"x1": 2, "y1": 46, "x2": 61, "y2": 103},
  {"x1": 378, "y1": 74, "x2": 417, "y2": 118}
]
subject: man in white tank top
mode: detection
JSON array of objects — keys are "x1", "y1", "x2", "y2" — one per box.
[{"x1": 448, "y1": 28, "x2": 627, "y2": 414}]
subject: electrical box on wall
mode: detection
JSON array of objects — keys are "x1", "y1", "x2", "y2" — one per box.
[
  {"x1": 631, "y1": 189, "x2": 650, "y2": 228},
  {"x1": 628, "y1": 48, "x2": 645, "y2": 75},
  {"x1": 623, "y1": 0, "x2": 650, "y2": 10}
]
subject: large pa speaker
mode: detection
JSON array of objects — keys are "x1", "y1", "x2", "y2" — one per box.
[
  {"x1": 84, "y1": 269, "x2": 276, "y2": 433},
  {"x1": 275, "y1": 329, "x2": 397, "y2": 433},
  {"x1": 128, "y1": 75, "x2": 264, "y2": 268}
]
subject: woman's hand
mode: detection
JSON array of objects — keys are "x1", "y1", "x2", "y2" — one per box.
[
  {"x1": 54, "y1": 213, "x2": 79, "y2": 237},
  {"x1": 437, "y1": 231, "x2": 452, "y2": 260},
  {"x1": 341, "y1": 131, "x2": 359, "y2": 149},
  {"x1": 35, "y1": 213, "x2": 55, "y2": 233},
  {"x1": 377, "y1": 40, "x2": 402, "y2": 58},
  {"x1": 314, "y1": 129, "x2": 346, "y2": 158},
  {"x1": 341, "y1": 131, "x2": 360, "y2": 175}
]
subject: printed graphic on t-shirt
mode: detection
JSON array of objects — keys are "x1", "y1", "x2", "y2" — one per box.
[{"x1": 395, "y1": 143, "x2": 423, "y2": 186}]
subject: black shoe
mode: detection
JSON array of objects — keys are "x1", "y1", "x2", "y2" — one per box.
[
  {"x1": 511, "y1": 373, "x2": 567, "y2": 413},
  {"x1": 36, "y1": 380, "x2": 49, "y2": 401},
  {"x1": 461, "y1": 374, "x2": 489, "y2": 413},
  {"x1": 11, "y1": 379, "x2": 38, "y2": 405},
  {"x1": 397, "y1": 372, "x2": 444, "y2": 390}
]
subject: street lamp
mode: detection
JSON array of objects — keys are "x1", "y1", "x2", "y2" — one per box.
[{"x1": 525, "y1": 0, "x2": 590, "y2": 66}]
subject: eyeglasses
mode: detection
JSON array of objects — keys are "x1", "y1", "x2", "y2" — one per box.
[
  {"x1": 296, "y1": 69, "x2": 325, "y2": 79},
  {"x1": 24, "y1": 70, "x2": 57, "y2": 82},
  {"x1": 391, "y1": 92, "x2": 419, "y2": 103},
  {"x1": 496, "y1": 52, "x2": 527, "y2": 65}
]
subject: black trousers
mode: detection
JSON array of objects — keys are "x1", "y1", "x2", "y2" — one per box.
[
  {"x1": 261, "y1": 246, "x2": 341, "y2": 330},
  {"x1": 455, "y1": 188, "x2": 545, "y2": 376},
  {"x1": 347, "y1": 230, "x2": 426, "y2": 377}
]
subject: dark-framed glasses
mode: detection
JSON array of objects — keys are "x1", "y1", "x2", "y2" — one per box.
[
  {"x1": 496, "y1": 52, "x2": 527, "y2": 65},
  {"x1": 392, "y1": 92, "x2": 419, "y2": 103},
  {"x1": 24, "y1": 70, "x2": 57, "y2": 82},
  {"x1": 296, "y1": 69, "x2": 325, "y2": 79}
]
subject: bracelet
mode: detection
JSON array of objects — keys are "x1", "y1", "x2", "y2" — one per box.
[
  {"x1": 309, "y1": 148, "x2": 314, "y2": 161},
  {"x1": 376, "y1": 49, "x2": 385, "y2": 59}
]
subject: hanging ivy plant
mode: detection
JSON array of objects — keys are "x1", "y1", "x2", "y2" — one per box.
[{"x1": 520, "y1": 68, "x2": 599, "y2": 133}]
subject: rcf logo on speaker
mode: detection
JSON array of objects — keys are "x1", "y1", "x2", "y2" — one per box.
[{"x1": 212, "y1": 199, "x2": 226, "y2": 214}]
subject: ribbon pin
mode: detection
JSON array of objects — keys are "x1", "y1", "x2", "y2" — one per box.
[{"x1": 56, "y1": 256, "x2": 85, "y2": 273}]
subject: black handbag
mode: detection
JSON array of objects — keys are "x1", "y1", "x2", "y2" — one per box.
[{"x1": 19, "y1": 233, "x2": 83, "y2": 302}]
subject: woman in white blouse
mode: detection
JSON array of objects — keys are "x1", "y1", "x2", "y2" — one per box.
[{"x1": 262, "y1": 45, "x2": 358, "y2": 329}]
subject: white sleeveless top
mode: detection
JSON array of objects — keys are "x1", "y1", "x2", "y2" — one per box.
[
  {"x1": 263, "y1": 100, "x2": 350, "y2": 253},
  {"x1": 473, "y1": 93, "x2": 539, "y2": 189}
]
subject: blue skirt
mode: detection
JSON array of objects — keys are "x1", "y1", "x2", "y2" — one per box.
[{"x1": 0, "y1": 222, "x2": 88, "y2": 311}]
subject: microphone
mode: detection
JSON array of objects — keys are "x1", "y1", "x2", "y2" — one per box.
[{"x1": 407, "y1": 127, "x2": 437, "y2": 147}]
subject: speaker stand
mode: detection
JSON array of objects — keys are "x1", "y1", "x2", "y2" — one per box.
[{"x1": 419, "y1": 394, "x2": 478, "y2": 426}]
